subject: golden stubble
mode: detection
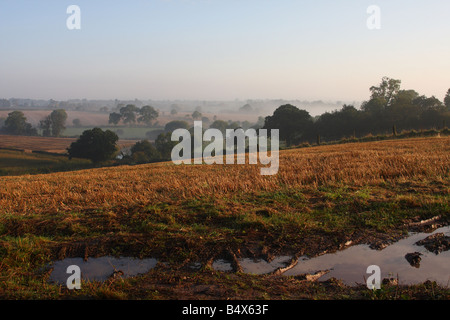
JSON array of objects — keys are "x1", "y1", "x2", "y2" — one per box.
[{"x1": 1, "y1": 137, "x2": 449, "y2": 216}]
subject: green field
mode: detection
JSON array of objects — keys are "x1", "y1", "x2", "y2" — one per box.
[
  {"x1": 0, "y1": 149, "x2": 93, "y2": 176},
  {"x1": 63, "y1": 126, "x2": 163, "y2": 140}
]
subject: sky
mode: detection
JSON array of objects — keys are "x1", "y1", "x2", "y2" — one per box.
[{"x1": 0, "y1": 0, "x2": 449, "y2": 102}]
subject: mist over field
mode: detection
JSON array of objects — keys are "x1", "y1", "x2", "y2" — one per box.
[{"x1": 0, "y1": 98, "x2": 348, "y2": 125}]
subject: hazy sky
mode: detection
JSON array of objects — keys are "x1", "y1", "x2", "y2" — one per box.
[{"x1": 0, "y1": 0, "x2": 449, "y2": 102}]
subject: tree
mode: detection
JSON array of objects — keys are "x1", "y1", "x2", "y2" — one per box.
[
  {"x1": 420, "y1": 107, "x2": 443, "y2": 129},
  {"x1": 39, "y1": 110, "x2": 67, "y2": 137},
  {"x1": 192, "y1": 110, "x2": 202, "y2": 120},
  {"x1": 130, "y1": 140, "x2": 161, "y2": 163},
  {"x1": 263, "y1": 104, "x2": 313, "y2": 146},
  {"x1": 228, "y1": 121, "x2": 241, "y2": 129},
  {"x1": 170, "y1": 104, "x2": 181, "y2": 115},
  {"x1": 67, "y1": 128, "x2": 119, "y2": 164},
  {"x1": 369, "y1": 77, "x2": 401, "y2": 107},
  {"x1": 209, "y1": 120, "x2": 229, "y2": 133},
  {"x1": 239, "y1": 104, "x2": 253, "y2": 113},
  {"x1": 120, "y1": 104, "x2": 139, "y2": 124},
  {"x1": 39, "y1": 116, "x2": 52, "y2": 137},
  {"x1": 138, "y1": 105, "x2": 159, "y2": 125},
  {"x1": 72, "y1": 118, "x2": 82, "y2": 127},
  {"x1": 109, "y1": 112, "x2": 122, "y2": 125},
  {"x1": 393, "y1": 90, "x2": 419, "y2": 106},
  {"x1": 155, "y1": 132, "x2": 178, "y2": 160},
  {"x1": 444, "y1": 89, "x2": 450, "y2": 109},
  {"x1": 413, "y1": 95, "x2": 443, "y2": 110},
  {"x1": 241, "y1": 120, "x2": 251, "y2": 130},
  {"x1": 164, "y1": 120, "x2": 190, "y2": 132},
  {"x1": 4, "y1": 111, "x2": 27, "y2": 135},
  {"x1": 315, "y1": 105, "x2": 365, "y2": 141},
  {"x1": 361, "y1": 96, "x2": 385, "y2": 116},
  {"x1": 362, "y1": 76, "x2": 402, "y2": 132},
  {"x1": 201, "y1": 116, "x2": 210, "y2": 124},
  {"x1": 49, "y1": 109, "x2": 67, "y2": 137},
  {"x1": 251, "y1": 116, "x2": 265, "y2": 129},
  {"x1": 3, "y1": 111, "x2": 37, "y2": 136}
]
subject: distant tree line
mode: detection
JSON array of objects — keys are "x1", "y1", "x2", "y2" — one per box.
[
  {"x1": 0, "y1": 109, "x2": 68, "y2": 137},
  {"x1": 0, "y1": 99, "x2": 11, "y2": 108},
  {"x1": 108, "y1": 117, "x2": 266, "y2": 165},
  {"x1": 3, "y1": 77, "x2": 450, "y2": 166},
  {"x1": 66, "y1": 127, "x2": 174, "y2": 165},
  {"x1": 108, "y1": 104, "x2": 159, "y2": 126},
  {"x1": 67, "y1": 78, "x2": 450, "y2": 165},
  {"x1": 264, "y1": 77, "x2": 450, "y2": 146}
]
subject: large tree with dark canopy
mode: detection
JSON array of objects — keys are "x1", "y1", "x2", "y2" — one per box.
[
  {"x1": 130, "y1": 140, "x2": 161, "y2": 163},
  {"x1": 119, "y1": 104, "x2": 140, "y2": 125},
  {"x1": 155, "y1": 132, "x2": 178, "y2": 160},
  {"x1": 3, "y1": 111, "x2": 37, "y2": 136},
  {"x1": 209, "y1": 120, "x2": 229, "y2": 134},
  {"x1": 67, "y1": 128, "x2": 119, "y2": 164},
  {"x1": 369, "y1": 76, "x2": 401, "y2": 108},
  {"x1": 108, "y1": 112, "x2": 122, "y2": 125},
  {"x1": 138, "y1": 105, "x2": 159, "y2": 125},
  {"x1": 263, "y1": 104, "x2": 313, "y2": 146},
  {"x1": 164, "y1": 120, "x2": 190, "y2": 132}
]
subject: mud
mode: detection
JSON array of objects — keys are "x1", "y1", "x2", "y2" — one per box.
[
  {"x1": 48, "y1": 225, "x2": 450, "y2": 288},
  {"x1": 415, "y1": 233, "x2": 450, "y2": 255}
]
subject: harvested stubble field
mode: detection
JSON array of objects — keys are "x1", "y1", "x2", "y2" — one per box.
[
  {"x1": 0, "y1": 136, "x2": 449, "y2": 299},
  {"x1": 0, "y1": 134, "x2": 137, "y2": 153}
]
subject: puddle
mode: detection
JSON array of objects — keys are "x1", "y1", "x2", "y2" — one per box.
[
  {"x1": 212, "y1": 256, "x2": 293, "y2": 274},
  {"x1": 48, "y1": 227, "x2": 450, "y2": 286},
  {"x1": 211, "y1": 226, "x2": 450, "y2": 286},
  {"x1": 48, "y1": 256, "x2": 158, "y2": 284},
  {"x1": 284, "y1": 226, "x2": 450, "y2": 286},
  {"x1": 239, "y1": 256, "x2": 293, "y2": 275},
  {"x1": 188, "y1": 262, "x2": 202, "y2": 270},
  {"x1": 212, "y1": 259, "x2": 234, "y2": 272}
]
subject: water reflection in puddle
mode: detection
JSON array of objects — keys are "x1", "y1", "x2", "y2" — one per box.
[
  {"x1": 49, "y1": 256, "x2": 158, "y2": 284},
  {"x1": 212, "y1": 256, "x2": 293, "y2": 274},
  {"x1": 48, "y1": 227, "x2": 449, "y2": 286},
  {"x1": 285, "y1": 226, "x2": 450, "y2": 286},
  {"x1": 240, "y1": 256, "x2": 293, "y2": 275},
  {"x1": 212, "y1": 259, "x2": 233, "y2": 272},
  {"x1": 212, "y1": 226, "x2": 450, "y2": 286}
]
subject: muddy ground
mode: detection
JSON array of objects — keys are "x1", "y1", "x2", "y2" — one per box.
[{"x1": 43, "y1": 215, "x2": 449, "y2": 300}]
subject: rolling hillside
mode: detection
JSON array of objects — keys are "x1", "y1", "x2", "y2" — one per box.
[
  {"x1": 0, "y1": 136, "x2": 449, "y2": 299},
  {"x1": 0, "y1": 134, "x2": 137, "y2": 153}
]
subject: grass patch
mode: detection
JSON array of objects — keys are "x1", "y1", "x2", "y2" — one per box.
[
  {"x1": 0, "y1": 149, "x2": 92, "y2": 176},
  {"x1": 63, "y1": 126, "x2": 162, "y2": 140}
]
